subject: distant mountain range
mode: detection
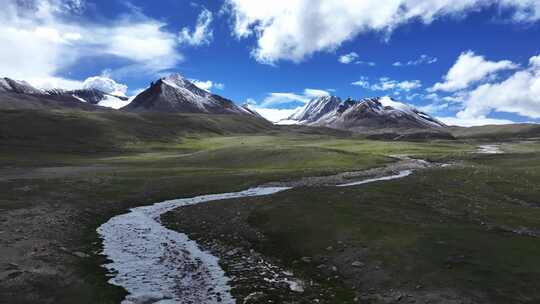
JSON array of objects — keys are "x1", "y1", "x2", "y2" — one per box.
[
  {"x1": 282, "y1": 96, "x2": 446, "y2": 131},
  {"x1": 1, "y1": 75, "x2": 450, "y2": 136},
  {"x1": 0, "y1": 75, "x2": 257, "y2": 117}
]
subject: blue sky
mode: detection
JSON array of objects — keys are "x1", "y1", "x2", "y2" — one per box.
[{"x1": 2, "y1": 0, "x2": 540, "y2": 126}]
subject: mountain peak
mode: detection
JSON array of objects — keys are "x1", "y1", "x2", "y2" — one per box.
[
  {"x1": 288, "y1": 95, "x2": 342, "y2": 122},
  {"x1": 160, "y1": 73, "x2": 189, "y2": 87},
  {"x1": 285, "y1": 95, "x2": 446, "y2": 130},
  {"x1": 122, "y1": 75, "x2": 259, "y2": 117}
]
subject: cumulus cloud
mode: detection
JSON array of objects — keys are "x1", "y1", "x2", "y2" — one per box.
[
  {"x1": 83, "y1": 76, "x2": 128, "y2": 96},
  {"x1": 190, "y1": 79, "x2": 225, "y2": 92},
  {"x1": 430, "y1": 51, "x2": 518, "y2": 92},
  {"x1": 352, "y1": 77, "x2": 422, "y2": 92},
  {"x1": 393, "y1": 54, "x2": 438, "y2": 67},
  {"x1": 429, "y1": 52, "x2": 540, "y2": 125},
  {"x1": 0, "y1": 0, "x2": 183, "y2": 87},
  {"x1": 178, "y1": 9, "x2": 213, "y2": 46},
  {"x1": 456, "y1": 54, "x2": 540, "y2": 119},
  {"x1": 224, "y1": 0, "x2": 540, "y2": 64}
]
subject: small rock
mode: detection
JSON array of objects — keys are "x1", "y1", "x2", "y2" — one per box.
[
  {"x1": 226, "y1": 248, "x2": 241, "y2": 256},
  {"x1": 0, "y1": 270, "x2": 22, "y2": 280},
  {"x1": 301, "y1": 256, "x2": 312, "y2": 263},
  {"x1": 243, "y1": 292, "x2": 265, "y2": 303},
  {"x1": 72, "y1": 251, "x2": 90, "y2": 258},
  {"x1": 6, "y1": 263, "x2": 19, "y2": 270},
  {"x1": 351, "y1": 261, "x2": 364, "y2": 268}
]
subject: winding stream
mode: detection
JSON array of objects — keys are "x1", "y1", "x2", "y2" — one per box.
[
  {"x1": 97, "y1": 187, "x2": 290, "y2": 304},
  {"x1": 337, "y1": 170, "x2": 413, "y2": 187},
  {"x1": 97, "y1": 163, "x2": 427, "y2": 303}
]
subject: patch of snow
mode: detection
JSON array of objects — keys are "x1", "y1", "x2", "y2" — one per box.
[
  {"x1": 285, "y1": 278, "x2": 305, "y2": 292},
  {"x1": 378, "y1": 96, "x2": 409, "y2": 111},
  {"x1": 476, "y1": 145, "x2": 503, "y2": 154},
  {"x1": 275, "y1": 119, "x2": 302, "y2": 125},
  {"x1": 98, "y1": 95, "x2": 132, "y2": 109},
  {"x1": 97, "y1": 187, "x2": 290, "y2": 304},
  {"x1": 337, "y1": 170, "x2": 413, "y2": 187},
  {"x1": 263, "y1": 276, "x2": 304, "y2": 293},
  {"x1": 71, "y1": 94, "x2": 87, "y2": 103},
  {"x1": 161, "y1": 74, "x2": 190, "y2": 90}
]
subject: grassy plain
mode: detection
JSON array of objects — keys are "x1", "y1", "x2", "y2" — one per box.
[
  {"x1": 1, "y1": 108, "x2": 537, "y2": 303},
  {"x1": 164, "y1": 141, "x2": 540, "y2": 303}
]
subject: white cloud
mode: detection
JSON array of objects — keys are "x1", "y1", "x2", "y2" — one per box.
[
  {"x1": 178, "y1": 8, "x2": 213, "y2": 46},
  {"x1": 437, "y1": 116, "x2": 514, "y2": 127},
  {"x1": 304, "y1": 88, "x2": 330, "y2": 97},
  {"x1": 82, "y1": 76, "x2": 128, "y2": 96},
  {"x1": 356, "y1": 61, "x2": 376, "y2": 66},
  {"x1": 418, "y1": 102, "x2": 450, "y2": 114},
  {"x1": 259, "y1": 93, "x2": 310, "y2": 107},
  {"x1": 352, "y1": 77, "x2": 421, "y2": 92},
  {"x1": 430, "y1": 51, "x2": 518, "y2": 92},
  {"x1": 224, "y1": 0, "x2": 540, "y2": 64},
  {"x1": 258, "y1": 88, "x2": 332, "y2": 107},
  {"x1": 339, "y1": 52, "x2": 359, "y2": 64},
  {"x1": 190, "y1": 79, "x2": 225, "y2": 92},
  {"x1": 339, "y1": 53, "x2": 376, "y2": 66},
  {"x1": 250, "y1": 106, "x2": 301, "y2": 122},
  {"x1": 0, "y1": 0, "x2": 183, "y2": 86},
  {"x1": 103, "y1": 22, "x2": 180, "y2": 65},
  {"x1": 249, "y1": 88, "x2": 331, "y2": 121},
  {"x1": 26, "y1": 77, "x2": 84, "y2": 91},
  {"x1": 393, "y1": 54, "x2": 437, "y2": 67},
  {"x1": 429, "y1": 53, "x2": 540, "y2": 125},
  {"x1": 456, "y1": 54, "x2": 540, "y2": 119}
]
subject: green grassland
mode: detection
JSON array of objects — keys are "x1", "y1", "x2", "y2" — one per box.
[
  {"x1": 165, "y1": 145, "x2": 540, "y2": 303},
  {"x1": 1, "y1": 108, "x2": 539, "y2": 303}
]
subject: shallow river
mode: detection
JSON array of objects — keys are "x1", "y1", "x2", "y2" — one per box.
[{"x1": 97, "y1": 169, "x2": 417, "y2": 303}]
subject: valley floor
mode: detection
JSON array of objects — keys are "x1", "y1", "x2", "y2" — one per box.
[{"x1": 1, "y1": 132, "x2": 540, "y2": 303}]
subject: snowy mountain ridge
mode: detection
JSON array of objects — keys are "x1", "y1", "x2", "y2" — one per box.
[
  {"x1": 0, "y1": 77, "x2": 130, "y2": 109},
  {"x1": 285, "y1": 96, "x2": 446, "y2": 130}
]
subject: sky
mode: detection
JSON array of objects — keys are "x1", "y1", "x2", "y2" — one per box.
[{"x1": 2, "y1": 0, "x2": 540, "y2": 126}]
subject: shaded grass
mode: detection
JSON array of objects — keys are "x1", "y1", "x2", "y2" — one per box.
[{"x1": 205, "y1": 146, "x2": 540, "y2": 303}]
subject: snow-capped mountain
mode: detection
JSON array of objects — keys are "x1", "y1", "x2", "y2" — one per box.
[
  {"x1": 289, "y1": 96, "x2": 342, "y2": 123},
  {"x1": 123, "y1": 74, "x2": 256, "y2": 116},
  {"x1": 47, "y1": 88, "x2": 130, "y2": 109},
  {"x1": 0, "y1": 77, "x2": 130, "y2": 109},
  {"x1": 285, "y1": 96, "x2": 446, "y2": 130},
  {"x1": 0, "y1": 78, "x2": 45, "y2": 95}
]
